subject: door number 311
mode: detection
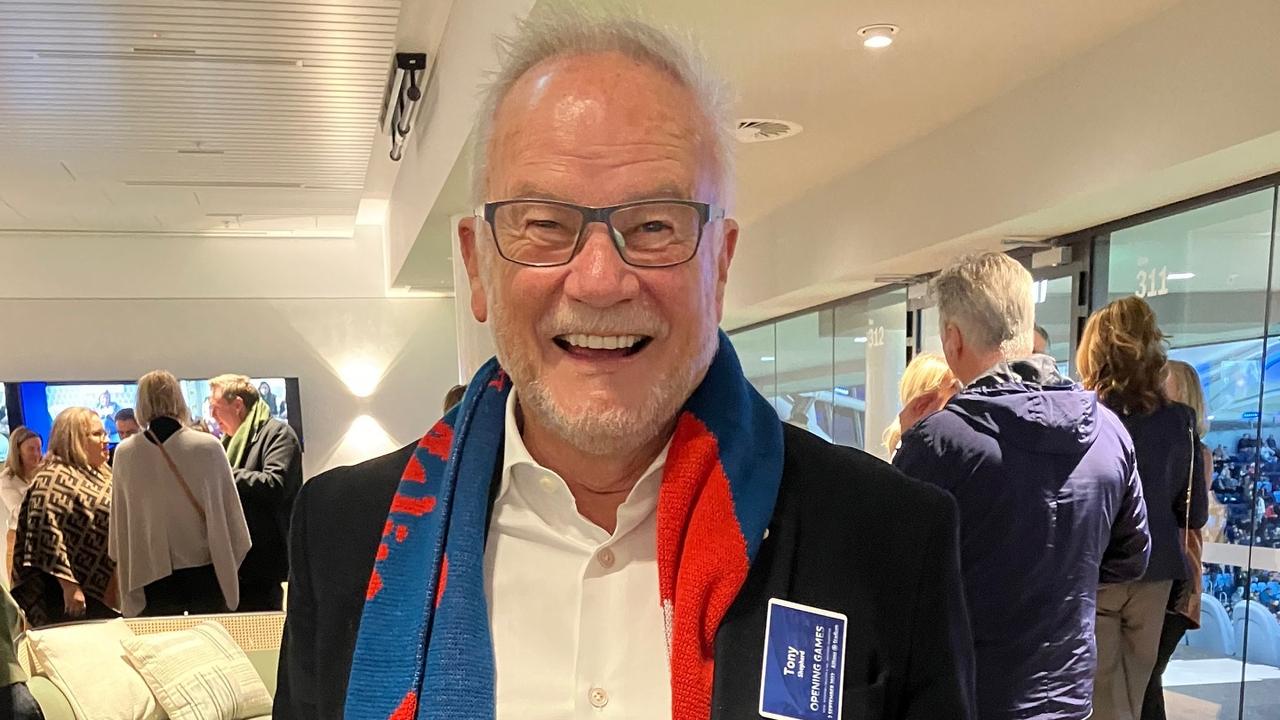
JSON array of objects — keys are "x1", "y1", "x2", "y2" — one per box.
[{"x1": 1136, "y1": 267, "x2": 1170, "y2": 299}]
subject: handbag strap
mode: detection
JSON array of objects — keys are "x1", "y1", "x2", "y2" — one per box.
[
  {"x1": 145, "y1": 428, "x2": 206, "y2": 523},
  {"x1": 1185, "y1": 424, "x2": 1196, "y2": 553}
]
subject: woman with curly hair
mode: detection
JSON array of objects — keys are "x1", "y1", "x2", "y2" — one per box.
[{"x1": 1078, "y1": 296, "x2": 1207, "y2": 720}]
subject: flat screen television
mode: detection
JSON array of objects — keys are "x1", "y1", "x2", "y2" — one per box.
[{"x1": 10, "y1": 377, "x2": 304, "y2": 450}]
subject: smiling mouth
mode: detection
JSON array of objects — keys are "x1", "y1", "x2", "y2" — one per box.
[{"x1": 553, "y1": 333, "x2": 653, "y2": 359}]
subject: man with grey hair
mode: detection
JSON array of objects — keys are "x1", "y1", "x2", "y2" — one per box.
[
  {"x1": 277, "y1": 8, "x2": 974, "y2": 720},
  {"x1": 208, "y1": 373, "x2": 302, "y2": 611},
  {"x1": 893, "y1": 252, "x2": 1150, "y2": 720}
]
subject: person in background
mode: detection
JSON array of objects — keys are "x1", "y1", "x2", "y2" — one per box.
[
  {"x1": 1033, "y1": 324, "x2": 1051, "y2": 356},
  {"x1": 208, "y1": 374, "x2": 301, "y2": 611},
  {"x1": 95, "y1": 390, "x2": 121, "y2": 440},
  {"x1": 882, "y1": 352, "x2": 958, "y2": 458},
  {"x1": 11, "y1": 408, "x2": 117, "y2": 627},
  {"x1": 0, "y1": 428, "x2": 41, "y2": 587},
  {"x1": 0, "y1": 586, "x2": 42, "y2": 719},
  {"x1": 1077, "y1": 297, "x2": 1207, "y2": 720},
  {"x1": 114, "y1": 408, "x2": 140, "y2": 441},
  {"x1": 110, "y1": 371, "x2": 252, "y2": 617},
  {"x1": 442, "y1": 384, "x2": 466, "y2": 414},
  {"x1": 894, "y1": 252, "x2": 1150, "y2": 720},
  {"x1": 106, "y1": 408, "x2": 141, "y2": 467},
  {"x1": 259, "y1": 381, "x2": 279, "y2": 417},
  {"x1": 276, "y1": 9, "x2": 976, "y2": 718},
  {"x1": 1142, "y1": 359, "x2": 1216, "y2": 720}
]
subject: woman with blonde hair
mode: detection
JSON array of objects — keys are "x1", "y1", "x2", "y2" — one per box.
[
  {"x1": 1078, "y1": 297, "x2": 1207, "y2": 720},
  {"x1": 883, "y1": 353, "x2": 959, "y2": 458},
  {"x1": 110, "y1": 370, "x2": 251, "y2": 616},
  {"x1": 11, "y1": 408, "x2": 117, "y2": 626},
  {"x1": 1140, "y1": 360, "x2": 1221, "y2": 719},
  {"x1": 0, "y1": 427, "x2": 42, "y2": 586}
]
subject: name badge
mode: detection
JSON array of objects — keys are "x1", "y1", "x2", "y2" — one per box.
[{"x1": 759, "y1": 598, "x2": 847, "y2": 720}]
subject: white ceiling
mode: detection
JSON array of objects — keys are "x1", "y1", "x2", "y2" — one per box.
[
  {"x1": 640, "y1": 0, "x2": 1183, "y2": 228},
  {"x1": 0, "y1": 0, "x2": 402, "y2": 236}
]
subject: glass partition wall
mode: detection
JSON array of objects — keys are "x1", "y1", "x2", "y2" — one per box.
[
  {"x1": 1098, "y1": 185, "x2": 1280, "y2": 718},
  {"x1": 730, "y1": 172, "x2": 1280, "y2": 719},
  {"x1": 732, "y1": 287, "x2": 908, "y2": 460}
]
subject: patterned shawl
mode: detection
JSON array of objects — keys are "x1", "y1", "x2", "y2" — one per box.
[{"x1": 12, "y1": 462, "x2": 115, "y2": 627}]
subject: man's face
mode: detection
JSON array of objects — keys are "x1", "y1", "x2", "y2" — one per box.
[
  {"x1": 209, "y1": 390, "x2": 247, "y2": 435},
  {"x1": 117, "y1": 418, "x2": 140, "y2": 440},
  {"x1": 1033, "y1": 332, "x2": 1048, "y2": 355},
  {"x1": 459, "y1": 52, "x2": 737, "y2": 456}
]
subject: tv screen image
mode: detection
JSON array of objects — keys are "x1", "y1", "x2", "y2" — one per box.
[
  {"x1": 0, "y1": 382, "x2": 8, "y2": 463},
  {"x1": 33, "y1": 377, "x2": 300, "y2": 446}
]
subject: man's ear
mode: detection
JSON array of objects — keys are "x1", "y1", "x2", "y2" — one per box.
[
  {"x1": 713, "y1": 219, "x2": 739, "y2": 321},
  {"x1": 458, "y1": 216, "x2": 489, "y2": 323}
]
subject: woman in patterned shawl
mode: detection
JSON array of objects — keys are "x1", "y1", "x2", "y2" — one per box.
[{"x1": 12, "y1": 407, "x2": 118, "y2": 627}]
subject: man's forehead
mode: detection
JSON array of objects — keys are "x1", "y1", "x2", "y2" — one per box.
[
  {"x1": 488, "y1": 54, "x2": 715, "y2": 201},
  {"x1": 496, "y1": 55, "x2": 705, "y2": 140}
]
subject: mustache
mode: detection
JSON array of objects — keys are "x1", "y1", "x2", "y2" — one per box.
[{"x1": 539, "y1": 304, "x2": 668, "y2": 338}]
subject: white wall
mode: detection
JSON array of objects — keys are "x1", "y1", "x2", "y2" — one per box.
[
  {"x1": 0, "y1": 296, "x2": 458, "y2": 480},
  {"x1": 1, "y1": 226, "x2": 390, "y2": 300}
]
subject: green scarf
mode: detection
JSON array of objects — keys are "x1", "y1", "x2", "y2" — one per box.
[{"x1": 224, "y1": 399, "x2": 273, "y2": 468}]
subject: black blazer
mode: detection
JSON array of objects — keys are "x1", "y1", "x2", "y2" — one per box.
[
  {"x1": 1115, "y1": 401, "x2": 1209, "y2": 582},
  {"x1": 275, "y1": 424, "x2": 976, "y2": 720},
  {"x1": 232, "y1": 417, "x2": 303, "y2": 584}
]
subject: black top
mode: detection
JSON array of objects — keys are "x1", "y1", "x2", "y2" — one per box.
[
  {"x1": 274, "y1": 424, "x2": 976, "y2": 720},
  {"x1": 230, "y1": 417, "x2": 303, "y2": 584},
  {"x1": 145, "y1": 416, "x2": 183, "y2": 444},
  {"x1": 1114, "y1": 401, "x2": 1208, "y2": 582}
]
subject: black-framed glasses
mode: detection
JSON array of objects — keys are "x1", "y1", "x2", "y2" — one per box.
[{"x1": 478, "y1": 198, "x2": 724, "y2": 268}]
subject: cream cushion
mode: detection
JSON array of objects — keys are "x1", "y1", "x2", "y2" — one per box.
[
  {"x1": 26, "y1": 618, "x2": 164, "y2": 720},
  {"x1": 120, "y1": 620, "x2": 273, "y2": 720}
]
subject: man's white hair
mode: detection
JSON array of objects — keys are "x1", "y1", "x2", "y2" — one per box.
[
  {"x1": 470, "y1": 2, "x2": 736, "y2": 207},
  {"x1": 933, "y1": 252, "x2": 1035, "y2": 358}
]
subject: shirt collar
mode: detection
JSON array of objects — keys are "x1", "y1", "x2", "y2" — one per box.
[{"x1": 498, "y1": 389, "x2": 670, "y2": 541}]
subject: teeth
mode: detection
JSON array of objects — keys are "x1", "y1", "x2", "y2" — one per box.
[{"x1": 562, "y1": 334, "x2": 644, "y2": 350}]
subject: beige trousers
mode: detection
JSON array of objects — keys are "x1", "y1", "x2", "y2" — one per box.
[{"x1": 1093, "y1": 580, "x2": 1175, "y2": 720}]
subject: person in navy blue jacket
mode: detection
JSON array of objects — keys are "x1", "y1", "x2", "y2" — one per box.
[{"x1": 894, "y1": 252, "x2": 1151, "y2": 720}]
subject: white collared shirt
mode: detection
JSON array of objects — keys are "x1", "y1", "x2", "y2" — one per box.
[{"x1": 484, "y1": 390, "x2": 672, "y2": 720}]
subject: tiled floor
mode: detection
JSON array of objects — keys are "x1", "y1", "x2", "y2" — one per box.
[{"x1": 1162, "y1": 655, "x2": 1280, "y2": 719}]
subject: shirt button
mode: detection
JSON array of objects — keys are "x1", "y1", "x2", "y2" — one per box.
[
  {"x1": 539, "y1": 476, "x2": 556, "y2": 493},
  {"x1": 597, "y1": 548, "x2": 616, "y2": 569},
  {"x1": 589, "y1": 687, "x2": 609, "y2": 709}
]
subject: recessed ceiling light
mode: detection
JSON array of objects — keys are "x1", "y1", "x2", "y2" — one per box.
[
  {"x1": 857, "y1": 24, "x2": 899, "y2": 49},
  {"x1": 1167, "y1": 272, "x2": 1196, "y2": 281},
  {"x1": 761, "y1": 356, "x2": 776, "y2": 363}
]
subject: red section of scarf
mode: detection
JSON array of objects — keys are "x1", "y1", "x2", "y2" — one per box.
[
  {"x1": 388, "y1": 691, "x2": 417, "y2": 720},
  {"x1": 657, "y1": 413, "x2": 752, "y2": 720}
]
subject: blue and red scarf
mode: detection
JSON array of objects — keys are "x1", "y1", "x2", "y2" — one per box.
[{"x1": 344, "y1": 332, "x2": 784, "y2": 720}]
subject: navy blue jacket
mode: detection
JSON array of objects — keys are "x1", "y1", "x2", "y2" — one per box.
[
  {"x1": 1113, "y1": 402, "x2": 1208, "y2": 582},
  {"x1": 894, "y1": 356, "x2": 1150, "y2": 720}
]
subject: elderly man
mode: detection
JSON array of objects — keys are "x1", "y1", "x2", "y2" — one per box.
[
  {"x1": 893, "y1": 253, "x2": 1150, "y2": 720},
  {"x1": 208, "y1": 374, "x2": 302, "y2": 611},
  {"x1": 276, "y1": 11, "x2": 974, "y2": 720}
]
